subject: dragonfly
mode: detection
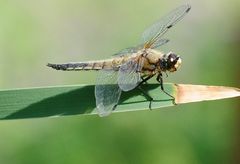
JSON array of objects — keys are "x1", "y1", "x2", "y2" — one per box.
[{"x1": 47, "y1": 4, "x2": 191, "y2": 117}]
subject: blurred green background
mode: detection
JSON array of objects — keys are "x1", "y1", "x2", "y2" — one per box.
[{"x1": 0, "y1": 0, "x2": 239, "y2": 163}]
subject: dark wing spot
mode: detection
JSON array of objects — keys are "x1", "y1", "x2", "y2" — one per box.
[
  {"x1": 186, "y1": 6, "x2": 191, "y2": 12},
  {"x1": 167, "y1": 24, "x2": 173, "y2": 29}
]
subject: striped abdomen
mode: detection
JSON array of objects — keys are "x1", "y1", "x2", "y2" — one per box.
[{"x1": 47, "y1": 57, "x2": 128, "y2": 71}]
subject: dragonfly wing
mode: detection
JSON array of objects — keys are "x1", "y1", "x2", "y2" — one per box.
[
  {"x1": 95, "y1": 69, "x2": 122, "y2": 117},
  {"x1": 114, "y1": 39, "x2": 169, "y2": 56},
  {"x1": 141, "y1": 4, "x2": 191, "y2": 48},
  {"x1": 113, "y1": 44, "x2": 144, "y2": 56},
  {"x1": 151, "y1": 38, "x2": 169, "y2": 49},
  {"x1": 118, "y1": 57, "x2": 144, "y2": 91}
]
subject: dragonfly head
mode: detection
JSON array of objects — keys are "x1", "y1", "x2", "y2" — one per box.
[{"x1": 163, "y1": 52, "x2": 182, "y2": 72}]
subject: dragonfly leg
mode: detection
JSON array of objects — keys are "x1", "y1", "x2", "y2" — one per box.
[
  {"x1": 157, "y1": 73, "x2": 176, "y2": 105},
  {"x1": 136, "y1": 74, "x2": 155, "y2": 110},
  {"x1": 137, "y1": 74, "x2": 155, "y2": 87},
  {"x1": 140, "y1": 75, "x2": 150, "y2": 84},
  {"x1": 137, "y1": 86, "x2": 153, "y2": 110}
]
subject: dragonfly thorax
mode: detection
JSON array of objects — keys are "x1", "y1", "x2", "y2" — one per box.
[{"x1": 160, "y1": 52, "x2": 181, "y2": 72}]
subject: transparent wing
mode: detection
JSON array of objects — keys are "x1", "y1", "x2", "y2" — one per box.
[
  {"x1": 95, "y1": 69, "x2": 122, "y2": 117},
  {"x1": 113, "y1": 38, "x2": 169, "y2": 57},
  {"x1": 151, "y1": 38, "x2": 169, "y2": 49},
  {"x1": 118, "y1": 57, "x2": 144, "y2": 91},
  {"x1": 113, "y1": 44, "x2": 144, "y2": 57},
  {"x1": 141, "y1": 4, "x2": 191, "y2": 48}
]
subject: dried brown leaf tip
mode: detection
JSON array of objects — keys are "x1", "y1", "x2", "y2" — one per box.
[{"x1": 175, "y1": 84, "x2": 240, "y2": 104}]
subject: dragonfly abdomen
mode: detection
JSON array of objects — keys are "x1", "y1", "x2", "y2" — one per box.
[{"x1": 47, "y1": 59, "x2": 120, "y2": 71}]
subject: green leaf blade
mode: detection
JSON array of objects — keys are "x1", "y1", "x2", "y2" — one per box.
[{"x1": 0, "y1": 83, "x2": 239, "y2": 120}]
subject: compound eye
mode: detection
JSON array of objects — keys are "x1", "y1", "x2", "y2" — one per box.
[{"x1": 168, "y1": 53, "x2": 177, "y2": 63}]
